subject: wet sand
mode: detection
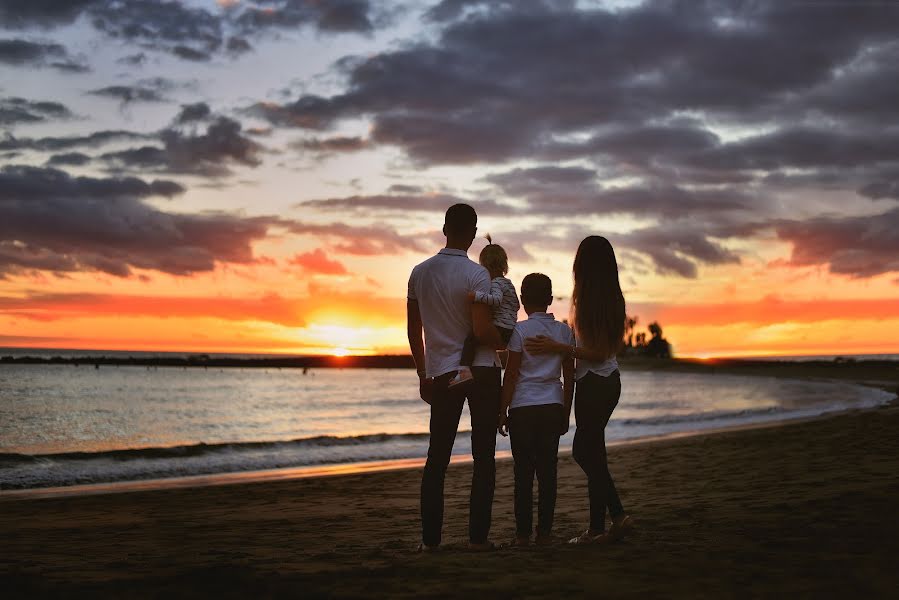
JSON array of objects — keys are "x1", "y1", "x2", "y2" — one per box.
[{"x1": 2, "y1": 401, "x2": 898, "y2": 598}]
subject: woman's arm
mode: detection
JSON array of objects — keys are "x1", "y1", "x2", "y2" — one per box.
[
  {"x1": 523, "y1": 335, "x2": 612, "y2": 362},
  {"x1": 561, "y1": 354, "x2": 574, "y2": 435},
  {"x1": 498, "y1": 350, "x2": 522, "y2": 437}
]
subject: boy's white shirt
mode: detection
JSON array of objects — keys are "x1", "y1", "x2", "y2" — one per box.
[{"x1": 506, "y1": 312, "x2": 575, "y2": 409}]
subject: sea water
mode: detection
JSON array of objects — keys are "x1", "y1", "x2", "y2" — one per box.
[{"x1": 0, "y1": 364, "x2": 892, "y2": 489}]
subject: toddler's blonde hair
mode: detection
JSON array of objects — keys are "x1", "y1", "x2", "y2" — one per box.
[{"x1": 479, "y1": 234, "x2": 508, "y2": 276}]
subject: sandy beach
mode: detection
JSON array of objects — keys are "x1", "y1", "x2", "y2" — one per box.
[{"x1": 2, "y1": 397, "x2": 898, "y2": 598}]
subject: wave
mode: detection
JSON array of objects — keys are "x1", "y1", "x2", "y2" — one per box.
[{"x1": 0, "y1": 431, "x2": 435, "y2": 466}]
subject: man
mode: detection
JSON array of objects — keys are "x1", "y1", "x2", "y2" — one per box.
[{"x1": 407, "y1": 203, "x2": 502, "y2": 551}]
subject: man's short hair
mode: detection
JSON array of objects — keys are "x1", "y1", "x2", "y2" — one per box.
[
  {"x1": 521, "y1": 273, "x2": 553, "y2": 306},
  {"x1": 444, "y1": 203, "x2": 477, "y2": 236}
]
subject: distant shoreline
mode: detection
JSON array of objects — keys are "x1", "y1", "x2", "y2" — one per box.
[{"x1": 4, "y1": 352, "x2": 896, "y2": 395}]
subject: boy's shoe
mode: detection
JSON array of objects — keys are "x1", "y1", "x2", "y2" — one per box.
[
  {"x1": 510, "y1": 534, "x2": 530, "y2": 547},
  {"x1": 417, "y1": 542, "x2": 440, "y2": 553},
  {"x1": 448, "y1": 366, "x2": 474, "y2": 388}
]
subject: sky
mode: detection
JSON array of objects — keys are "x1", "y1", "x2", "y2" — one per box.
[{"x1": 1, "y1": 0, "x2": 898, "y2": 358}]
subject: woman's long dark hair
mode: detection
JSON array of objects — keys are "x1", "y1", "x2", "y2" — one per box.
[{"x1": 571, "y1": 236, "x2": 626, "y2": 360}]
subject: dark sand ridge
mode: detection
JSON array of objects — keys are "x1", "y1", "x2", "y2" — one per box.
[{"x1": 2, "y1": 397, "x2": 898, "y2": 598}]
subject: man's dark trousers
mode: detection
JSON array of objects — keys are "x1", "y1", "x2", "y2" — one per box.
[{"x1": 421, "y1": 366, "x2": 501, "y2": 546}]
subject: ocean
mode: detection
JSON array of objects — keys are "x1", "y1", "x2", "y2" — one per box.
[{"x1": 1, "y1": 363, "x2": 892, "y2": 491}]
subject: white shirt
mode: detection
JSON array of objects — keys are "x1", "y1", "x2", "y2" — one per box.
[
  {"x1": 507, "y1": 312, "x2": 575, "y2": 409},
  {"x1": 473, "y1": 276, "x2": 519, "y2": 330},
  {"x1": 575, "y1": 343, "x2": 619, "y2": 380},
  {"x1": 408, "y1": 248, "x2": 499, "y2": 378}
]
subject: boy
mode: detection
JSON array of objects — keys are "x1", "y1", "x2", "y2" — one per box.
[{"x1": 498, "y1": 273, "x2": 574, "y2": 546}]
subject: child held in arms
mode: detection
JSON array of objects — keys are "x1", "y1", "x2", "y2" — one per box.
[
  {"x1": 450, "y1": 235, "x2": 520, "y2": 387},
  {"x1": 498, "y1": 273, "x2": 575, "y2": 546}
]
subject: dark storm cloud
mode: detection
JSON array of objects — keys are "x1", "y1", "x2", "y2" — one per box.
[
  {"x1": 233, "y1": 0, "x2": 374, "y2": 34},
  {"x1": 87, "y1": 85, "x2": 168, "y2": 105},
  {"x1": 0, "y1": 164, "x2": 276, "y2": 278},
  {"x1": 171, "y1": 45, "x2": 211, "y2": 62},
  {"x1": 0, "y1": 163, "x2": 428, "y2": 278},
  {"x1": 0, "y1": 97, "x2": 74, "y2": 126},
  {"x1": 252, "y1": 1, "x2": 899, "y2": 168},
  {"x1": 88, "y1": 0, "x2": 224, "y2": 60},
  {"x1": 0, "y1": 0, "x2": 378, "y2": 64},
  {"x1": 774, "y1": 208, "x2": 899, "y2": 279},
  {"x1": 257, "y1": 0, "x2": 899, "y2": 280},
  {"x1": 116, "y1": 52, "x2": 147, "y2": 66},
  {"x1": 296, "y1": 136, "x2": 369, "y2": 154},
  {"x1": 0, "y1": 38, "x2": 87, "y2": 71},
  {"x1": 175, "y1": 102, "x2": 212, "y2": 124},
  {"x1": 101, "y1": 116, "x2": 262, "y2": 177},
  {"x1": 483, "y1": 166, "x2": 750, "y2": 218},
  {"x1": 46, "y1": 152, "x2": 92, "y2": 166},
  {"x1": 615, "y1": 227, "x2": 741, "y2": 279},
  {"x1": 0, "y1": 0, "x2": 97, "y2": 29},
  {"x1": 0, "y1": 130, "x2": 149, "y2": 152}
]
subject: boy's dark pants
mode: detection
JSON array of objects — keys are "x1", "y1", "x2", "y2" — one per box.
[
  {"x1": 509, "y1": 403, "x2": 563, "y2": 536},
  {"x1": 421, "y1": 366, "x2": 501, "y2": 546}
]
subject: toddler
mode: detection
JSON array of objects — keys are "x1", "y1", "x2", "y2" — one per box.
[{"x1": 450, "y1": 235, "x2": 520, "y2": 387}]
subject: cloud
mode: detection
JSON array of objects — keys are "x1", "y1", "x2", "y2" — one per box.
[
  {"x1": 101, "y1": 116, "x2": 263, "y2": 177},
  {"x1": 233, "y1": 0, "x2": 374, "y2": 34},
  {"x1": 0, "y1": 0, "x2": 97, "y2": 28},
  {"x1": 175, "y1": 102, "x2": 212, "y2": 123},
  {"x1": 0, "y1": 97, "x2": 74, "y2": 126},
  {"x1": 284, "y1": 221, "x2": 429, "y2": 256},
  {"x1": 0, "y1": 38, "x2": 88, "y2": 71},
  {"x1": 87, "y1": 85, "x2": 168, "y2": 105},
  {"x1": 635, "y1": 295, "x2": 899, "y2": 328},
  {"x1": 295, "y1": 135, "x2": 369, "y2": 154},
  {"x1": 0, "y1": 165, "x2": 284, "y2": 278},
  {"x1": 0, "y1": 164, "x2": 431, "y2": 279},
  {"x1": 0, "y1": 286, "x2": 407, "y2": 329},
  {"x1": 46, "y1": 152, "x2": 92, "y2": 167},
  {"x1": 287, "y1": 248, "x2": 348, "y2": 275},
  {"x1": 0, "y1": 292, "x2": 308, "y2": 327},
  {"x1": 774, "y1": 208, "x2": 899, "y2": 278},
  {"x1": 0, "y1": 130, "x2": 150, "y2": 153}
]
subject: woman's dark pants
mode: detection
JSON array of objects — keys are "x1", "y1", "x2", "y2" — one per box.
[{"x1": 572, "y1": 370, "x2": 625, "y2": 532}]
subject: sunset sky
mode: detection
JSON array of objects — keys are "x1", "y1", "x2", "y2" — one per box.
[{"x1": 1, "y1": 0, "x2": 898, "y2": 358}]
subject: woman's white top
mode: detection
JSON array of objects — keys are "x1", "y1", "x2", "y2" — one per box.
[{"x1": 574, "y1": 337, "x2": 619, "y2": 380}]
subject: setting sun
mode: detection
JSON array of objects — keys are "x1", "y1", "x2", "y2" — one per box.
[{"x1": 331, "y1": 347, "x2": 350, "y2": 357}]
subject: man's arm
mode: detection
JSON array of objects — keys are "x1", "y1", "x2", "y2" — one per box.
[
  {"x1": 472, "y1": 302, "x2": 502, "y2": 349},
  {"x1": 407, "y1": 299, "x2": 431, "y2": 404},
  {"x1": 498, "y1": 350, "x2": 522, "y2": 436}
]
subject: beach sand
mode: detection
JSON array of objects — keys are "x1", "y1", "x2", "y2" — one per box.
[{"x1": 2, "y1": 403, "x2": 898, "y2": 598}]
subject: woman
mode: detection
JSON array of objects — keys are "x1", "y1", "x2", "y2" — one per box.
[{"x1": 524, "y1": 235, "x2": 634, "y2": 544}]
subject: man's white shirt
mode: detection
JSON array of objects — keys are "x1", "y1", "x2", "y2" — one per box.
[{"x1": 408, "y1": 248, "x2": 499, "y2": 378}]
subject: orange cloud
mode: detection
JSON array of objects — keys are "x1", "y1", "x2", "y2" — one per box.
[
  {"x1": 634, "y1": 295, "x2": 899, "y2": 327},
  {"x1": 287, "y1": 249, "x2": 348, "y2": 275}
]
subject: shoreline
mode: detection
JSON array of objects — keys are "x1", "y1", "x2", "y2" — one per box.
[{"x1": 3, "y1": 395, "x2": 894, "y2": 501}]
